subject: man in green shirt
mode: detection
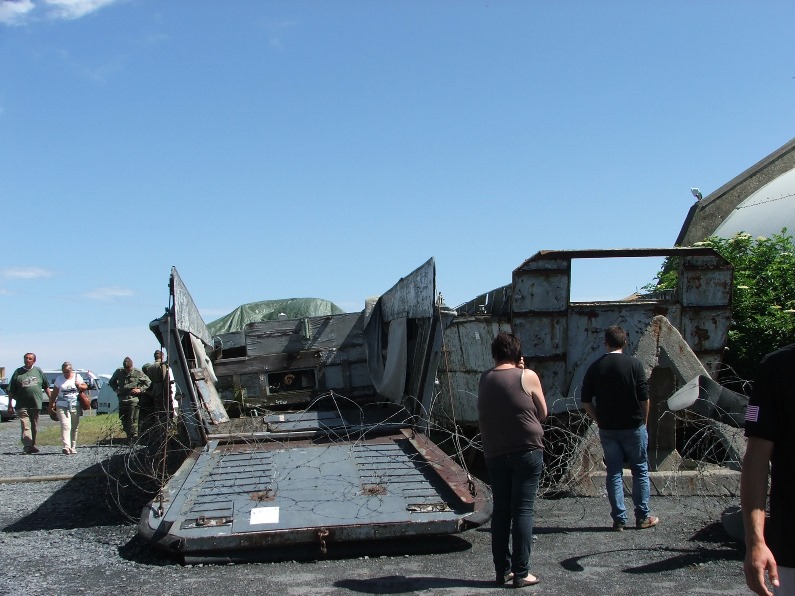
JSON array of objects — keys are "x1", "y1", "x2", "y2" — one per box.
[
  {"x1": 7, "y1": 353, "x2": 52, "y2": 454},
  {"x1": 109, "y1": 356, "x2": 151, "y2": 441}
]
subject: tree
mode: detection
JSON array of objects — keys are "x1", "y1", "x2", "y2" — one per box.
[{"x1": 646, "y1": 230, "x2": 795, "y2": 385}]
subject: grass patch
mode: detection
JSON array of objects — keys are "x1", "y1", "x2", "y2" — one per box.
[{"x1": 36, "y1": 413, "x2": 126, "y2": 446}]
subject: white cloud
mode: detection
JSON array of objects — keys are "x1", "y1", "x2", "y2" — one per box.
[
  {"x1": 0, "y1": 0, "x2": 122, "y2": 25},
  {"x1": 264, "y1": 19, "x2": 296, "y2": 52},
  {"x1": 1, "y1": 266, "x2": 53, "y2": 279},
  {"x1": 44, "y1": 0, "x2": 121, "y2": 20},
  {"x1": 0, "y1": 0, "x2": 35, "y2": 26},
  {"x1": 82, "y1": 286, "x2": 134, "y2": 300}
]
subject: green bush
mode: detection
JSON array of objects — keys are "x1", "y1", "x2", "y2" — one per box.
[{"x1": 647, "y1": 230, "x2": 795, "y2": 384}]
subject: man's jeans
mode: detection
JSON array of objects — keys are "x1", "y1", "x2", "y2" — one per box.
[
  {"x1": 486, "y1": 448, "x2": 543, "y2": 579},
  {"x1": 599, "y1": 425, "x2": 651, "y2": 524}
]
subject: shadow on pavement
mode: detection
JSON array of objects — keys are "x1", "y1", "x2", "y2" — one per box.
[
  {"x1": 561, "y1": 544, "x2": 742, "y2": 574},
  {"x1": 2, "y1": 454, "x2": 151, "y2": 533},
  {"x1": 336, "y1": 575, "x2": 494, "y2": 593}
]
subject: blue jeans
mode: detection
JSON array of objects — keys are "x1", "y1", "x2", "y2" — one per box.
[
  {"x1": 599, "y1": 425, "x2": 651, "y2": 524},
  {"x1": 486, "y1": 448, "x2": 543, "y2": 579}
]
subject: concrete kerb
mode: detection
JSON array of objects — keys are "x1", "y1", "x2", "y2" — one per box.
[{"x1": 572, "y1": 469, "x2": 740, "y2": 498}]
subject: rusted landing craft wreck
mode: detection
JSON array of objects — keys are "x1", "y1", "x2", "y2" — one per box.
[
  {"x1": 435, "y1": 248, "x2": 744, "y2": 489},
  {"x1": 140, "y1": 259, "x2": 491, "y2": 562}
]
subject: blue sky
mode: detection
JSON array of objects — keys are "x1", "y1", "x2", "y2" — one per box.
[{"x1": 1, "y1": 0, "x2": 794, "y2": 376}]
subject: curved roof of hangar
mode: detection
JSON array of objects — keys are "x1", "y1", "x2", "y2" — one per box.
[
  {"x1": 676, "y1": 137, "x2": 795, "y2": 246},
  {"x1": 713, "y1": 167, "x2": 795, "y2": 239}
]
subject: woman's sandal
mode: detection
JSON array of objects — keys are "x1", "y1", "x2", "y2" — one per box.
[{"x1": 513, "y1": 574, "x2": 540, "y2": 588}]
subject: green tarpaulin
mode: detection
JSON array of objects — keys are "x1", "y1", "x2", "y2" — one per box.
[{"x1": 207, "y1": 298, "x2": 345, "y2": 335}]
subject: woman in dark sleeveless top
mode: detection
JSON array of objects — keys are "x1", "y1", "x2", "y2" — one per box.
[{"x1": 478, "y1": 332, "x2": 547, "y2": 588}]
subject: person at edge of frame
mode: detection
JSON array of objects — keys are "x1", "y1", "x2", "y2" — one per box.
[{"x1": 742, "y1": 342, "x2": 795, "y2": 596}]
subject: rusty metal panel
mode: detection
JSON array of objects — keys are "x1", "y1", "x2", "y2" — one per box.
[
  {"x1": 171, "y1": 267, "x2": 212, "y2": 345},
  {"x1": 679, "y1": 308, "x2": 732, "y2": 352},
  {"x1": 512, "y1": 314, "x2": 567, "y2": 356},
  {"x1": 434, "y1": 371, "x2": 480, "y2": 425},
  {"x1": 442, "y1": 317, "x2": 503, "y2": 371},
  {"x1": 193, "y1": 368, "x2": 230, "y2": 425},
  {"x1": 679, "y1": 255, "x2": 733, "y2": 307},
  {"x1": 435, "y1": 317, "x2": 509, "y2": 425},
  {"x1": 378, "y1": 258, "x2": 436, "y2": 322},
  {"x1": 512, "y1": 269, "x2": 569, "y2": 312},
  {"x1": 523, "y1": 360, "x2": 567, "y2": 403},
  {"x1": 564, "y1": 303, "x2": 683, "y2": 398}
]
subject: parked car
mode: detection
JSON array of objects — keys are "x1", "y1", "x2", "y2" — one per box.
[{"x1": 0, "y1": 387, "x2": 16, "y2": 421}]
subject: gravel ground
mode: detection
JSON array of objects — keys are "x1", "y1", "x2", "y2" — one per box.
[{"x1": 0, "y1": 416, "x2": 749, "y2": 596}]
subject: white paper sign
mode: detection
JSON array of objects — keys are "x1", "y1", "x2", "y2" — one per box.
[{"x1": 250, "y1": 506, "x2": 280, "y2": 525}]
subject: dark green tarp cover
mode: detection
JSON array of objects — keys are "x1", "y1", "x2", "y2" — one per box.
[{"x1": 207, "y1": 298, "x2": 346, "y2": 335}]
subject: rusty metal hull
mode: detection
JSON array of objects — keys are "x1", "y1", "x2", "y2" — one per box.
[
  {"x1": 437, "y1": 248, "x2": 733, "y2": 428},
  {"x1": 139, "y1": 425, "x2": 491, "y2": 558}
]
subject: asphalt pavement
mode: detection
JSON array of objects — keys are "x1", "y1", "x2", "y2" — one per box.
[{"x1": 0, "y1": 416, "x2": 749, "y2": 595}]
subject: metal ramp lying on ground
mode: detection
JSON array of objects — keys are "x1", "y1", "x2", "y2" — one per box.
[{"x1": 142, "y1": 427, "x2": 486, "y2": 557}]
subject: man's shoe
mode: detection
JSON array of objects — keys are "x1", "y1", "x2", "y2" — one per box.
[
  {"x1": 28, "y1": 446, "x2": 40, "y2": 454},
  {"x1": 612, "y1": 521, "x2": 626, "y2": 532},
  {"x1": 636, "y1": 516, "x2": 659, "y2": 529}
]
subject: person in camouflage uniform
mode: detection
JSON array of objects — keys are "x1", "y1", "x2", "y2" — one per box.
[
  {"x1": 141, "y1": 350, "x2": 175, "y2": 446},
  {"x1": 142, "y1": 351, "x2": 172, "y2": 414},
  {"x1": 109, "y1": 356, "x2": 151, "y2": 440}
]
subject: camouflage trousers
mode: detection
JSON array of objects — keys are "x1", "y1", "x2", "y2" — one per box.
[{"x1": 119, "y1": 397, "x2": 140, "y2": 440}]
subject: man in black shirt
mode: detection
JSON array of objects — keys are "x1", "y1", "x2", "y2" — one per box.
[
  {"x1": 581, "y1": 325, "x2": 658, "y2": 531},
  {"x1": 742, "y1": 343, "x2": 795, "y2": 596}
]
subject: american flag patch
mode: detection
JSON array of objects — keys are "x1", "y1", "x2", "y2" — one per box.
[{"x1": 745, "y1": 405, "x2": 760, "y2": 423}]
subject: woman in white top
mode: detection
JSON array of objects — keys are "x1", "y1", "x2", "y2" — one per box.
[{"x1": 49, "y1": 362, "x2": 87, "y2": 454}]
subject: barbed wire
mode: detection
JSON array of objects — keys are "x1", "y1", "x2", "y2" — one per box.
[{"x1": 96, "y1": 376, "x2": 748, "y2": 525}]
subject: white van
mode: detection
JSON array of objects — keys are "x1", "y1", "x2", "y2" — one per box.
[
  {"x1": 96, "y1": 376, "x2": 180, "y2": 416},
  {"x1": 96, "y1": 378, "x2": 119, "y2": 415},
  {"x1": 42, "y1": 369, "x2": 104, "y2": 411}
]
